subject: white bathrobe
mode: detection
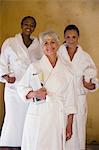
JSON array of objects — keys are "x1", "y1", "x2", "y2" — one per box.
[
  {"x1": 0, "y1": 33, "x2": 43, "y2": 146},
  {"x1": 58, "y1": 44, "x2": 98, "y2": 150},
  {"x1": 17, "y1": 55, "x2": 77, "y2": 150}
]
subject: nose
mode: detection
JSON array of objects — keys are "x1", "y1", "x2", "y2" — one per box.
[
  {"x1": 47, "y1": 44, "x2": 52, "y2": 49},
  {"x1": 26, "y1": 24, "x2": 34, "y2": 29},
  {"x1": 68, "y1": 38, "x2": 74, "y2": 43}
]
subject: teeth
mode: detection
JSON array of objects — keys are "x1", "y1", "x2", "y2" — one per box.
[{"x1": 26, "y1": 29, "x2": 30, "y2": 31}]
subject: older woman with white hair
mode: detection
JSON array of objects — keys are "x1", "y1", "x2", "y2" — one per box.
[{"x1": 17, "y1": 30, "x2": 78, "y2": 150}]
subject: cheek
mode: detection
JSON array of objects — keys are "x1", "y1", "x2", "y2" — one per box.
[
  {"x1": 43, "y1": 48, "x2": 48, "y2": 55},
  {"x1": 31, "y1": 27, "x2": 35, "y2": 32},
  {"x1": 65, "y1": 39, "x2": 70, "y2": 44},
  {"x1": 64, "y1": 37, "x2": 70, "y2": 42},
  {"x1": 43, "y1": 46, "x2": 47, "y2": 51},
  {"x1": 54, "y1": 44, "x2": 59, "y2": 50}
]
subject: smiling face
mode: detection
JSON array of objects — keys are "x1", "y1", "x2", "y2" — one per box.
[
  {"x1": 21, "y1": 18, "x2": 36, "y2": 36},
  {"x1": 64, "y1": 29, "x2": 79, "y2": 49},
  {"x1": 43, "y1": 36, "x2": 59, "y2": 57}
]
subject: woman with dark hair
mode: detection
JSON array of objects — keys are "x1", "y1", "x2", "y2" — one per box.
[
  {"x1": 58, "y1": 24, "x2": 98, "y2": 150},
  {"x1": 0, "y1": 16, "x2": 42, "y2": 150}
]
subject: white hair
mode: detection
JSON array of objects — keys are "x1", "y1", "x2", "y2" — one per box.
[{"x1": 39, "y1": 30, "x2": 60, "y2": 46}]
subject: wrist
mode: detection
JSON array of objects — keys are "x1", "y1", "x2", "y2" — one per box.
[
  {"x1": 2, "y1": 74, "x2": 8, "y2": 78},
  {"x1": 2, "y1": 74, "x2": 9, "y2": 81},
  {"x1": 26, "y1": 90, "x2": 34, "y2": 99}
]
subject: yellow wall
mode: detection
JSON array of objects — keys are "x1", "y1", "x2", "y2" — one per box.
[{"x1": 0, "y1": 0, "x2": 99, "y2": 143}]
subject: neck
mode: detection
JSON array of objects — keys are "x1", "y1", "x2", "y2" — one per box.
[
  {"x1": 66, "y1": 46, "x2": 78, "y2": 61},
  {"x1": 48, "y1": 55, "x2": 58, "y2": 68},
  {"x1": 21, "y1": 33, "x2": 31, "y2": 41},
  {"x1": 21, "y1": 33, "x2": 33, "y2": 48},
  {"x1": 67, "y1": 46, "x2": 77, "y2": 53}
]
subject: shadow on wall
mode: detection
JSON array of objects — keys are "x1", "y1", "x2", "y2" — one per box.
[{"x1": 87, "y1": 144, "x2": 99, "y2": 150}]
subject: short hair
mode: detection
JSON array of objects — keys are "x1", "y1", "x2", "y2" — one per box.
[
  {"x1": 64, "y1": 24, "x2": 80, "y2": 36},
  {"x1": 39, "y1": 30, "x2": 60, "y2": 46},
  {"x1": 21, "y1": 16, "x2": 36, "y2": 28}
]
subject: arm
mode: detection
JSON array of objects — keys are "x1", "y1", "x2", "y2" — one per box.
[
  {"x1": 64, "y1": 74, "x2": 77, "y2": 141},
  {"x1": 83, "y1": 77, "x2": 95, "y2": 90},
  {"x1": 17, "y1": 64, "x2": 47, "y2": 102},
  {"x1": 66, "y1": 114, "x2": 74, "y2": 141},
  {"x1": 26, "y1": 88, "x2": 47, "y2": 100},
  {"x1": 0, "y1": 40, "x2": 16, "y2": 83},
  {"x1": 82, "y1": 54, "x2": 98, "y2": 92},
  {"x1": 2, "y1": 74, "x2": 16, "y2": 84}
]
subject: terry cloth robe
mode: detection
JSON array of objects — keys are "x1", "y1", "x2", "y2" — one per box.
[
  {"x1": 58, "y1": 44, "x2": 98, "y2": 150},
  {"x1": 0, "y1": 33, "x2": 43, "y2": 147},
  {"x1": 17, "y1": 55, "x2": 77, "y2": 150}
]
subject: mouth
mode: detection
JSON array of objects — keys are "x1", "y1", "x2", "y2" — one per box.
[
  {"x1": 47, "y1": 49, "x2": 55, "y2": 54},
  {"x1": 26, "y1": 28, "x2": 31, "y2": 32}
]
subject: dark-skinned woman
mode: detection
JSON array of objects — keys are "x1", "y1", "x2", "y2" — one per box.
[{"x1": 0, "y1": 16, "x2": 43, "y2": 150}]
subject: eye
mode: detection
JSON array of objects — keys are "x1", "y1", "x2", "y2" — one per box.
[
  {"x1": 73, "y1": 36, "x2": 76, "y2": 39},
  {"x1": 30, "y1": 24, "x2": 35, "y2": 28},
  {"x1": 24, "y1": 23, "x2": 28, "y2": 26},
  {"x1": 51, "y1": 41, "x2": 56, "y2": 44},
  {"x1": 44, "y1": 42, "x2": 48, "y2": 45},
  {"x1": 66, "y1": 36, "x2": 70, "y2": 39},
  {"x1": 23, "y1": 23, "x2": 34, "y2": 28}
]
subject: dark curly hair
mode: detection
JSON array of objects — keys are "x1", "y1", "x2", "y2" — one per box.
[{"x1": 21, "y1": 16, "x2": 36, "y2": 28}]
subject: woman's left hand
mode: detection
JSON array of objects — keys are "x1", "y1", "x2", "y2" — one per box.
[
  {"x1": 83, "y1": 76, "x2": 95, "y2": 90},
  {"x1": 66, "y1": 114, "x2": 73, "y2": 141},
  {"x1": 66, "y1": 123, "x2": 72, "y2": 141}
]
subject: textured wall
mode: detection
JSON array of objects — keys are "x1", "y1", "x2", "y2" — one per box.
[{"x1": 0, "y1": 0, "x2": 99, "y2": 143}]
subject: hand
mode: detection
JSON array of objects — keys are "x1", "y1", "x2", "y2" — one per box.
[
  {"x1": 83, "y1": 76, "x2": 95, "y2": 90},
  {"x1": 66, "y1": 123, "x2": 73, "y2": 141},
  {"x1": 26, "y1": 91, "x2": 34, "y2": 99},
  {"x1": 26, "y1": 88, "x2": 47, "y2": 100},
  {"x1": 35, "y1": 87, "x2": 47, "y2": 100},
  {"x1": 66, "y1": 114, "x2": 73, "y2": 141},
  {"x1": 2, "y1": 74, "x2": 16, "y2": 83}
]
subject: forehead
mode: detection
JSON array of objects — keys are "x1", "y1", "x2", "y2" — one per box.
[
  {"x1": 43, "y1": 35, "x2": 55, "y2": 41},
  {"x1": 65, "y1": 29, "x2": 78, "y2": 36},
  {"x1": 22, "y1": 18, "x2": 35, "y2": 24}
]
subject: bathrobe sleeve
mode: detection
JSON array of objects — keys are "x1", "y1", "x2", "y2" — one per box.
[
  {"x1": 0, "y1": 39, "x2": 11, "y2": 83},
  {"x1": 17, "y1": 63, "x2": 42, "y2": 102},
  {"x1": 17, "y1": 64, "x2": 34, "y2": 102},
  {"x1": 83, "y1": 52, "x2": 98, "y2": 92},
  {"x1": 63, "y1": 74, "x2": 77, "y2": 116}
]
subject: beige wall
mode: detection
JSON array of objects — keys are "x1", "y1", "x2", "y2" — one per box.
[{"x1": 0, "y1": 0, "x2": 99, "y2": 143}]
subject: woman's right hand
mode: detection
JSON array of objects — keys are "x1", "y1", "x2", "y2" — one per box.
[
  {"x1": 35, "y1": 87, "x2": 47, "y2": 100},
  {"x1": 83, "y1": 76, "x2": 95, "y2": 90},
  {"x1": 26, "y1": 88, "x2": 47, "y2": 100},
  {"x1": 2, "y1": 74, "x2": 16, "y2": 83}
]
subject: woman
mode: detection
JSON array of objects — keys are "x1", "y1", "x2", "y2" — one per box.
[
  {"x1": 17, "y1": 30, "x2": 77, "y2": 150},
  {"x1": 58, "y1": 24, "x2": 98, "y2": 150},
  {"x1": 0, "y1": 16, "x2": 42, "y2": 150}
]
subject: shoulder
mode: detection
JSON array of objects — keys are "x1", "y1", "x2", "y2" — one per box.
[
  {"x1": 1, "y1": 37, "x2": 14, "y2": 47},
  {"x1": 1, "y1": 39, "x2": 14, "y2": 55},
  {"x1": 31, "y1": 36, "x2": 39, "y2": 44},
  {"x1": 58, "y1": 44, "x2": 66, "y2": 53},
  {"x1": 78, "y1": 45, "x2": 92, "y2": 58},
  {"x1": 30, "y1": 59, "x2": 41, "y2": 72},
  {"x1": 59, "y1": 56, "x2": 74, "y2": 75},
  {"x1": 30, "y1": 37, "x2": 40, "y2": 51},
  {"x1": 59, "y1": 57, "x2": 74, "y2": 79},
  {"x1": 1, "y1": 35, "x2": 16, "y2": 51},
  {"x1": 78, "y1": 45, "x2": 95, "y2": 65}
]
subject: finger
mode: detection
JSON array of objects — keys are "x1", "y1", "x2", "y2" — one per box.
[
  {"x1": 42, "y1": 88, "x2": 47, "y2": 91},
  {"x1": 90, "y1": 78, "x2": 92, "y2": 82},
  {"x1": 82, "y1": 76, "x2": 85, "y2": 83},
  {"x1": 66, "y1": 136, "x2": 71, "y2": 141}
]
